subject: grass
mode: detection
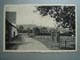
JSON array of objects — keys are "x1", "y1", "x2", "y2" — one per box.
[
  {"x1": 32, "y1": 35, "x2": 75, "y2": 50},
  {"x1": 6, "y1": 35, "x2": 22, "y2": 50},
  {"x1": 6, "y1": 33, "x2": 75, "y2": 50}
]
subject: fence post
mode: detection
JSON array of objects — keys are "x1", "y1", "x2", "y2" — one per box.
[
  {"x1": 57, "y1": 31, "x2": 60, "y2": 48},
  {"x1": 65, "y1": 40, "x2": 67, "y2": 49},
  {"x1": 57, "y1": 31, "x2": 60, "y2": 43},
  {"x1": 51, "y1": 32, "x2": 55, "y2": 42}
]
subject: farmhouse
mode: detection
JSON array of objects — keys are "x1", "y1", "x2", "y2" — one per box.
[{"x1": 6, "y1": 12, "x2": 18, "y2": 41}]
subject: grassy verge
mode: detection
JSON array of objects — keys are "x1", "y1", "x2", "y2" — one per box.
[
  {"x1": 32, "y1": 35, "x2": 75, "y2": 50},
  {"x1": 6, "y1": 35, "x2": 22, "y2": 50}
]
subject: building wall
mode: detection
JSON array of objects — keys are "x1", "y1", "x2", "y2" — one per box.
[
  {"x1": 11, "y1": 26, "x2": 18, "y2": 38},
  {"x1": 6, "y1": 20, "x2": 18, "y2": 41},
  {"x1": 6, "y1": 12, "x2": 18, "y2": 41},
  {"x1": 6, "y1": 20, "x2": 12, "y2": 41}
]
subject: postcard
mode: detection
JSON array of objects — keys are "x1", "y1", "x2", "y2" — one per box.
[{"x1": 3, "y1": 4, "x2": 77, "y2": 52}]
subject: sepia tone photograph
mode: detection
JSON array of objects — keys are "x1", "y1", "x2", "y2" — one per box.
[{"x1": 3, "y1": 4, "x2": 77, "y2": 52}]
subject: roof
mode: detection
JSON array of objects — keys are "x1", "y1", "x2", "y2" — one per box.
[
  {"x1": 6, "y1": 12, "x2": 16, "y2": 24},
  {"x1": 6, "y1": 20, "x2": 17, "y2": 29}
]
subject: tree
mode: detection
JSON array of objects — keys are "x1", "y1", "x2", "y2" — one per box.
[
  {"x1": 33, "y1": 27, "x2": 40, "y2": 35},
  {"x1": 40, "y1": 27, "x2": 47, "y2": 33},
  {"x1": 18, "y1": 25, "x2": 24, "y2": 33},
  {"x1": 27, "y1": 28, "x2": 30, "y2": 34},
  {"x1": 34, "y1": 6, "x2": 76, "y2": 42},
  {"x1": 35, "y1": 6, "x2": 75, "y2": 30}
]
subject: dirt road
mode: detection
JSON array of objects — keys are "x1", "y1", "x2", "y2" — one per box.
[{"x1": 16, "y1": 33, "x2": 49, "y2": 50}]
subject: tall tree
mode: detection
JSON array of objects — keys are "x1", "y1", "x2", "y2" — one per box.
[
  {"x1": 19, "y1": 25, "x2": 24, "y2": 33},
  {"x1": 33, "y1": 27, "x2": 40, "y2": 35},
  {"x1": 35, "y1": 6, "x2": 75, "y2": 30}
]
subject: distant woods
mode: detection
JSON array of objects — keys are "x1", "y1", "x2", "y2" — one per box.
[
  {"x1": 18, "y1": 25, "x2": 54, "y2": 34},
  {"x1": 17, "y1": 25, "x2": 73, "y2": 36}
]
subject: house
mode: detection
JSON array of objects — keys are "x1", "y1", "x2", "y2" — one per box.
[{"x1": 6, "y1": 12, "x2": 18, "y2": 41}]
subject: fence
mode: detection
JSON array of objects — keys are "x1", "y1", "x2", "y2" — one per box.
[{"x1": 29, "y1": 31, "x2": 75, "y2": 50}]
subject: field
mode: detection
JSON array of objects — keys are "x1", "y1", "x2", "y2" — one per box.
[
  {"x1": 6, "y1": 33, "x2": 75, "y2": 50},
  {"x1": 32, "y1": 35, "x2": 75, "y2": 50}
]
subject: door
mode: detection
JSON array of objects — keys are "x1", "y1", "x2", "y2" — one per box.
[{"x1": 13, "y1": 31, "x2": 15, "y2": 37}]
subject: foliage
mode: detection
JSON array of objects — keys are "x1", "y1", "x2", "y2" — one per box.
[
  {"x1": 33, "y1": 27, "x2": 40, "y2": 34},
  {"x1": 18, "y1": 26, "x2": 24, "y2": 33},
  {"x1": 36, "y1": 6, "x2": 75, "y2": 29}
]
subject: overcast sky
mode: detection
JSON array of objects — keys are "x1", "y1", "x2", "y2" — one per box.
[{"x1": 5, "y1": 5, "x2": 57, "y2": 28}]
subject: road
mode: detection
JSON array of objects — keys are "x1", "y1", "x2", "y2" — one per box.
[
  {"x1": 16, "y1": 33, "x2": 49, "y2": 50},
  {"x1": 6, "y1": 33, "x2": 75, "y2": 50}
]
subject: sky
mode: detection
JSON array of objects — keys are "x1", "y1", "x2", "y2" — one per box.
[{"x1": 5, "y1": 5, "x2": 57, "y2": 28}]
